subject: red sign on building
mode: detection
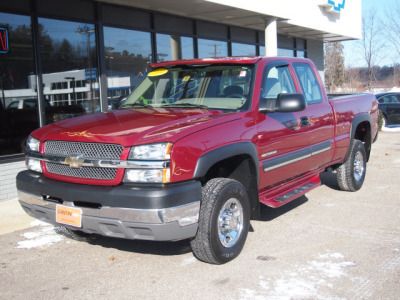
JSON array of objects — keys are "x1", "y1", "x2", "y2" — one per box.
[{"x1": 0, "y1": 27, "x2": 9, "y2": 54}]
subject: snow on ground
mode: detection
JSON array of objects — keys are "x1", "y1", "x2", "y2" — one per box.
[
  {"x1": 382, "y1": 125, "x2": 400, "y2": 132},
  {"x1": 16, "y1": 221, "x2": 63, "y2": 249},
  {"x1": 240, "y1": 252, "x2": 355, "y2": 300},
  {"x1": 180, "y1": 256, "x2": 197, "y2": 266}
]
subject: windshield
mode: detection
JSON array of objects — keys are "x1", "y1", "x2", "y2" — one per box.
[{"x1": 121, "y1": 65, "x2": 254, "y2": 111}]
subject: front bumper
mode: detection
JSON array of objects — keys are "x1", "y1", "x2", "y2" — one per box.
[{"x1": 17, "y1": 171, "x2": 201, "y2": 241}]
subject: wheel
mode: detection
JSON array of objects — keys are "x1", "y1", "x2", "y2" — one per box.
[
  {"x1": 190, "y1": 178, "x2": 250, "y2": 264},
  {"x1": 382, "y1": 114, "x2": 387, "y2": 129},
  {"x1": 336, "y1": 140, "x2": 367, "y2": 192}
]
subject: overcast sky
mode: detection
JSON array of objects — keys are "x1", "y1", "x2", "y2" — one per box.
[{"x1": 343, "y1": 0, "x2": 397, "y2": 67}]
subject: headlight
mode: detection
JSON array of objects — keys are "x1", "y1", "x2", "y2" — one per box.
[
  {"x1": 125, "y1": 143, "x2": 172, "y2": 183},
  {"x1": 26, "y1": 158, "x2": 42, "y2": 173},
  {"x1": 129, "y1": 143, "x2": 172, "y2": 160},
  {"x1": 27, "y1": 136, "x2": 40, "y2": 152}
]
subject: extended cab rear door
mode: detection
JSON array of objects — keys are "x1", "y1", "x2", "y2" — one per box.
[{"x1": 291, "y1": 62, "x2": 335, "y2": 171}]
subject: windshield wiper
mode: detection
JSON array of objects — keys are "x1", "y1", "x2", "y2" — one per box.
[
  {"x1": 121, "y1": 102, "x2": 154, "y2": 109},
  {"x1": 161, "y1": 103, "x2": 208, "y2": 109}
]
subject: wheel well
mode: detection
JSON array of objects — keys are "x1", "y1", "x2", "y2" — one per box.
[
  {"x1": 201, "y1": 155, "x2": 260, "y2": 219},
  {"x1": 354, "y1": 121, "x2": 371, "y2": 161}
]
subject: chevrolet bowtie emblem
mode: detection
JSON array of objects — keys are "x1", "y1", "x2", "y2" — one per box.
[{"x1": 64, "y1": 156, "x2": 85, "y2": 168}]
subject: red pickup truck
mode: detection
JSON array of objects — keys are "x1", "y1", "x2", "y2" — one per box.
[{"x1": 17, "y1": 57, "x2": 378, "y2": 264}]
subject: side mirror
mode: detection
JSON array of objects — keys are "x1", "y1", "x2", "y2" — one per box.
[
  {"x1": 276, "y1": 93, "x2": 306, "y2": 112},
  {"x1": 259, "y1": 93, "x2": 306, "y2": 113}
]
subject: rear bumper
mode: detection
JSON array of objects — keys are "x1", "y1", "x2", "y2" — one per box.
[{"x1": 17, "y1": 171, "x2": 201, "y2": 241}]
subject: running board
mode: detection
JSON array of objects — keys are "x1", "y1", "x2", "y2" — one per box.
[{"x1": 259, "y1": 174, "x2": 321, "y2": 208}]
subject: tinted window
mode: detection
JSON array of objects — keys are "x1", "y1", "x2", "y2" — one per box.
[
  {"x1": 104, "y1": 26, "x2": 152, "y2": 109},
  {"x1": 296, "y1": 50, "x2": 306, "y2": 58},
  {"x1": 156, "y1": 34, "x2": 194, "y2": 61},
  {"x1": 232, "y1": 43, "x2": 256, "y2": 56},
  {"x1": 278, "y1": 48, "x2": 294, "y2": 57},
  {"x1": 381, "y1": 95, "x2": 400, "y2": 104},
  {"x1": 293, "y1": 63, "x2": 322, "y2": 103},
  {"x1": 198, "y1": 39, "x2": 227, "y2": 58},
  {"x1": 0, "y1": 12, "x2": 38, "y2": 156},
  {"x1": 39, "y1": 18, "x2": 100, "y2": 121},
  {"x1": 262, "y1": 65, "x2": 296, "y2": 99}
]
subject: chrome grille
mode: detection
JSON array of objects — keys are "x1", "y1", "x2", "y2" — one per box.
[
  {"x1": 44, "y1": 141, "x2": 123, "y2": 160},
  {"x1": 46, "y1": 162, "x2": 117, "y2": 180},
  {"x1": 44, "y1": 141, "x2": 123, "y2": 181}
]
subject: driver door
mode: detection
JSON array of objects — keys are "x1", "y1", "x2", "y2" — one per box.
[{"x1": 256, "y1": 62, "x2": 312, "y2": 189}]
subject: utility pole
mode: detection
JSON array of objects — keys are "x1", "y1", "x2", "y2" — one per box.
[{"x1": 76, "y1": 25, "x2": 95, "y2": 112}]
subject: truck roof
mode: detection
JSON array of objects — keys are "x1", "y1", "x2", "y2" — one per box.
[{"x1": 150, "y1": 56, "x2": 263, "y2": 68}]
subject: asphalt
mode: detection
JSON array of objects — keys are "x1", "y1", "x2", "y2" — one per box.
[{"x1": 0, "y1": 131, "x2": 399, "y2": 300}]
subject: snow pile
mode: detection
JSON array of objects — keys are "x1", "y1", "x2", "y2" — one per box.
[
  {"x1": 240, "y1": 252, "x2": 355, "y2": 300},
  {"x1": 17, "y1": 221, "x2": 63, "y2": 249}
]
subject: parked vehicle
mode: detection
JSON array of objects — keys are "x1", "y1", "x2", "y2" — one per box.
[
  {"x1": 1, "y1": 98, "x2": 86, "y2": 154},
  {"x1": 17, "y1": 57, "x2": 378, "y2": 264},
  {"x1": 375, "y1": 92, "x2": 400, "y2": 127}
]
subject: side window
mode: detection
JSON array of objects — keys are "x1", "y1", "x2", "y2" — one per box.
[
  {"x1": 381, "y1": 95, "x2": 398, "y2": 104},
  {"x1": 7, "y1": 101, "x2": 19, "y2": 109},
  {"x1": 293, "y1": 63, "x2": 322, "y2": 104},
  {"x1": 262, "y1": 65, "x2": 296, "y2": 99}
]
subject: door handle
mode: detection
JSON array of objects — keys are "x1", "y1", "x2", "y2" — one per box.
[{"x1": 300, "y1": 116, "x2": 311, "y2": 127}]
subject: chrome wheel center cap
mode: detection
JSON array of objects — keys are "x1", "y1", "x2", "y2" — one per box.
[{"x1": 218, "y1": 198, "x2": 244, "y2": 248}]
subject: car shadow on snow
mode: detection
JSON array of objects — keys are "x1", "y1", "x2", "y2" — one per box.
[
  {"x1": 62, "y1": 178, "x2": 342, "y2": 255},
  {"x1": 63, "y1": 231, "x2": 192, "y2": 256},
  {"x1": 258, "y1": 195, "x2": 309, "y2": 222}
]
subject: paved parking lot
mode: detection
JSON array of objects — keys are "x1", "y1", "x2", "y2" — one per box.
[{"x1": 1, "y1": 131, "x2": 399, "y2": 300}]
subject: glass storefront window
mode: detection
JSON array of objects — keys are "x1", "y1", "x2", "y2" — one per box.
[
  {"x1": 259, "y1": 46, "x2": 265, "y2": 56},
  {"x1": 38, "y1": 18, "x2": 99, "y2": 121},
  {"x1": 0, "y1": 12, "x2": 38, "y2": 156},
  {"x1": 278, "y1": 48, "x2": 295, "y2": 57},
  {"x1": 104, "y1": 26, "x2": 152, "y2": 109},
  {"x1": 232, "y1": 42, "x2": 256, "y2": 56},
  {"x1": 198, "y1": 39, "x2": 227, "y2": 58},
  {"x1": 297, "y1": 50, "x2": 306, "y2": 58},
  {"x1": 156, "y1": 34, "x2": 194, "y2": 61}
]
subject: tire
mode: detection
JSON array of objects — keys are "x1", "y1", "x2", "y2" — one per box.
[
  {"x1": 336, "y1": 140, "x2": 367, "y2": 192},
  {"x1": 191, "y1": 178, "x2": 250, "y2": 264},
  {"x1": 382, "y1": 114, "x2": 387, "y2": 129}
]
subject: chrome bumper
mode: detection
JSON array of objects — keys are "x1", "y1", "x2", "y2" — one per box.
[{"x1": 18, "y1": 191, "x2": 200, "y2": 241}]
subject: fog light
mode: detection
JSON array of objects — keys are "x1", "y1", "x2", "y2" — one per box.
[
  {"x1": 124, "y1": 168, "x2": 170, "y2": 183},
  {"x1": 26, "y1": 158, "x2": 42, "y2": 173}
]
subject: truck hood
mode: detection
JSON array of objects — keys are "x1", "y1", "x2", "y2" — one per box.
[{"x1": 33, "y1": 108, "x2": 239, "y2": 147}]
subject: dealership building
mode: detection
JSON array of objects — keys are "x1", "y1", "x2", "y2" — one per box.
[{"x1": 0, "y1": 0, "x2": 361, "y2": 200}]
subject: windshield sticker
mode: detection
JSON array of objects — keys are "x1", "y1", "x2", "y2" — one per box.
[
  {"x1": 239, "y1": 70, "x2": 247, "y2": 77},
  {"x1": 148, "y1": 68, "x2": 169, "y2": 77},
  {"x1": 182, "y1": 75, "x2": 191, "y2": 82}
]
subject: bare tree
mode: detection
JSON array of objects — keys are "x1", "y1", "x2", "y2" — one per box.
[
  {"x1": 324, "y1": 42, "x2": 345, "y2": 92},
  {"x1": 361, "y1": 10, "x2": 384, "y2": 91},
  {"x1": 385, "y1": 2, "x2": 400, "y2": 88},
  {"x1": 385, "y1": 2, "x2": 400, "y2": 57},
  {"x1": 344, "y1": 66, "x2": 361, "y2": 92}
]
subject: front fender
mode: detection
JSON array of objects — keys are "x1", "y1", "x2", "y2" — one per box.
[{"x1": 193, "y1": 142, "x2": 259, "y2": 183}]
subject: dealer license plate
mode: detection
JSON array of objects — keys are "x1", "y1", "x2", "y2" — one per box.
[{"x1": 56, "y1": 205, "x2": 82, "y2": 228}]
